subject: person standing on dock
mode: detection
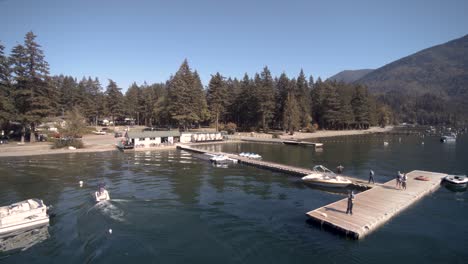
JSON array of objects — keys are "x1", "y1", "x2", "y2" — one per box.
[
  {"x1": 346, "y1": 191, "x2": 355, "y2": 215},
  {"x1": 402, "y1": 173, "x2": 407, "y2": 190},
  {"x1": 396, "y1": 171, "x2": 403, "y2": 189},
  {"x1": 337, "y1": 165, "x2": 344, "y2": 174},
  {"x1": 368, "y1": 170, "x2": 375, "y2": 184}
]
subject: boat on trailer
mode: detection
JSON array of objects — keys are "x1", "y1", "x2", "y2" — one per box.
[
  {"x1": 0, "y1": 199, "x2": 49, "y2": 237},
  {"x1": 302, "y1": 165, "x2": 352, "y2": 188}
]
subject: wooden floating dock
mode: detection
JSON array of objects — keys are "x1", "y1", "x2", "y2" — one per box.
[
  {"x1": 306, "y1": 170, "x2": 446, "y2": 239},
  {"x1": 177, "y1": 144, "x2": 372, "y2": 189},
  {"x1": 177, "y1": 145, "x2": 447, "y2": 239},
  {"x1": 240, "y1": 138, "x2": 323, "y2": 148}
]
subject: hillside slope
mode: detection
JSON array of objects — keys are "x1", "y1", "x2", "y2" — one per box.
[
  {"x1": 327, "y1": 69, "x2": 374, "y2": 83},
  {"x1": 356, "y1": 35, "x2": 468, "y2": 98}
]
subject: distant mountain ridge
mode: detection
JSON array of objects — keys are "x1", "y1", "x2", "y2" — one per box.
[
  {"x1": 355, "y1": 34, "x2": 468, "y2": 97},
  {"x1": 327, "y1": 69, "x2": 374, "y2": 83}
]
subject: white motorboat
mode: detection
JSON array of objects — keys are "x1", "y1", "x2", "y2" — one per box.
[
  {"x1": 444, "y1": 174, "x2": 468, "y2": 185},
  {"x1": 209, "y1": 154, "x2": 238, "y2": 165},
  {"x1": 301, "y1": 165, "x2": 352, "y2": 187},
  {"x1": 440, "y1": 133, "x2": 456, "y2": 142},
  {"x1": 0, "y1": 199, "x2": 49, "y2": 236},
  {"x1": 239, "y1": 152, "x2": 262, "y2": 159}
]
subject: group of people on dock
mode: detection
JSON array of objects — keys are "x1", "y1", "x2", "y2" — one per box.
[{"x1": 345, "y1": 169, "x2": 408, "y2": 216}]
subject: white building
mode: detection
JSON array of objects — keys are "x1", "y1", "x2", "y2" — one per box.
[
  {"x1": 179, "y1": 132, "x2": 224, "y2": 143},
  {"x1": 126, "y1": 130, "x2": 181, "y2": 148},
  {"x1": 125, "y1": 130, "x2": 225, "y2": 148}
]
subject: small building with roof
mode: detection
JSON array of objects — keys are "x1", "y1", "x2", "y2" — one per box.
[{"x1": 125, "y1": 130, "x2": 180, "y2": 148}]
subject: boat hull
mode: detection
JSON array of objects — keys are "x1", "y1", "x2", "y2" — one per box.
[
  {"x1": 0, "y1": 218, "x2": 49, "y2": 237},
  {"x1": 302, "y1": 180, "x2": 351, "y2": 188}
]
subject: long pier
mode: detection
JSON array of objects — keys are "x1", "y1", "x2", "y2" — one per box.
[
  {"x1": 177, "y1": 144, "x2": 447, "y2": 239},
  {"x1": 306, "y1": 170, "x2": 446, "y2": 239},
  {"x1": 177, "y1": 145, "x2": 372, "y2": 189},
  {"x1": 239, "y1": 138, "x2": 323, "y2": 148}
]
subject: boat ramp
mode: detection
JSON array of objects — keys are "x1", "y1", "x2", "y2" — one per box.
[{"x1": 177, "y1": 144, "x2": 446, "y2": 240}]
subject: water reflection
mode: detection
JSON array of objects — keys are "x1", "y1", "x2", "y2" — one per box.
[{"x1": 0, "y1": 224, "x2": 49, "y2": 254}]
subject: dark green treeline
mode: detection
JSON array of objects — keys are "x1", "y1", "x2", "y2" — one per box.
[{"x1": 0, "y1": 32, "x2": 392, "y2": 139}]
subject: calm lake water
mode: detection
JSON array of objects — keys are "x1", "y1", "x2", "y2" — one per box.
[{"x1": 1, "y1": 133, "x2": 467, "y2": 263}]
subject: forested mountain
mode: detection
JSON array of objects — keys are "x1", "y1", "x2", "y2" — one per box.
[
  {"x1": 327, "y1": 69, "x2": 374, "y2": 83},
  {"x1": 356, "y1": 34, "x2": 468, "y2": 125},
  {"x1": 0, "y1": 32, "x2": 391, "y2": 141}
]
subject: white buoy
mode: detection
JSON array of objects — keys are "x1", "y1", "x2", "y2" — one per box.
[
  {"x1": 422, "y1": 142, "x2": 425, "y2": 145},
  {"x1": 79, "y1": 181, "x2": 83, "y2": 187},
  {"x1": 109, "y1": 229, "x2": 113, "y2": 234}
]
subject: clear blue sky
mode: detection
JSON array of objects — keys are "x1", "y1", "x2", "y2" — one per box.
[{"x1": 1, "y1": 0, "x2": 467, "y2": 90}]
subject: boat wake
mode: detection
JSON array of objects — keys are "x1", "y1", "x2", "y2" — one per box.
[{"x1": 90, "y1": 201, "x2": 125, "y2": 222}]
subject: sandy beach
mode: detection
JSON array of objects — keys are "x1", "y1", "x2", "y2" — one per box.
[{"x1": 0, "y1": 126, "x2": 393, "y2": 157}]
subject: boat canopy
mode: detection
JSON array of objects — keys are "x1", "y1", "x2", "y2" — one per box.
[{"x1": 313, "y1": 165, "x2": 335, "y2": 175}]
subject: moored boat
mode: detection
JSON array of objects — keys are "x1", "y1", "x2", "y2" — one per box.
[
  {"x1": 301, "y1": 165, "x2": 352, "y2": 188},
  {"x1": 0, "y1": 199, "x2": 49, "y2": 236},
  {"x1": 443, "y1": 174, "x2": 468, "y2": 185},
  {"x1": 209, "y1": 154, "x2": 238, "y2": 165},
  {"x1": 440, "y1": 133, "x2": 456, "y2": 142}
]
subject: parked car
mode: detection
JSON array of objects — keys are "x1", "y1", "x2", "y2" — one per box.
[{"x1": 114, "y1": 132, "x2": 123, "y2": 138}]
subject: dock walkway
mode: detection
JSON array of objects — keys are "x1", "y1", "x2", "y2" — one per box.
[
  {"x1": 306, "y1": 170, "x2": 446, "y2": 239},
  {"x1": 239, "y1": 138, "x2": 323, "y2": 148},
  {"x1": 177, "y1": 144, "x2": 373, "y2": 189},
  {"x1": 177, "y1": 145, "x2": 446, "y2": 239}
]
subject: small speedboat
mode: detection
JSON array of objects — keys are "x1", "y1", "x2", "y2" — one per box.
[
  {"x1": 444, "y1": 174, "x2": 468, "y2": 185},
  {"x1": 210, "y1": 155, "x2": 230, "y2": 165},
  {"x1": 0, "y1": 199, "x2": 49, "y2": 236},
  {"x1": 302, "y1": 165, "x2": 352, "y2": 188},
  {"x1": 210, "y1": 155, "x2": 238, "y2": 165},
  {"x1": 440, "y1": 133, "x2": 456, "y2": 143},
  {"x1": 240, "y1": 152, "x2": 261, "y2": 159},
  {"x1": 248, "y1": 153, "x2": 262, "y2": 159}
]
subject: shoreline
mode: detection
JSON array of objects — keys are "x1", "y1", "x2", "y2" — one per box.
[{"x1": 0, "y1": 126, "x2": 393, "y2": 158}]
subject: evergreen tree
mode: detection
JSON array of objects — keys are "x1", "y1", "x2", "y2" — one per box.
[
  {"x1": 166, "y1": 59, "x2": 200, "y2": 130},
  {"x1": 234, "y1": 74, "x2": 258, "y2": 130},
  {"x1": 10, "y1": 32, "x2": 51, "y2": 142},
  {"x1": 0, "y1": 42, "x2": 13, "y2": 127},
  {"x1": 311, "y1": 77, "x2": 325, "y2": 129},
  {"x1": 207, "y1": 72, "x2": 227, "y2": 131},
  {"x1": 192, "y1": 71, "x2": 209, "y2": 127},
  {"x1": 256, "y1": 66, "x2": 275, "y2": 131},
  {"x1": 105, "y1": 79, "x2": 124, "y2": 124},
  {"x1": 351, "y1": 85, "x2": 370, "y2": 129},
  {"x1": 125, "y1": 82, "x2": 141, "y2": 124},
  {"x1": 274, "y1": 73, "x2": 290, "y2": 130},
  {"x1": 283, "y1": 81, "x2": 300, "y2": 134},
  {"x1": 296, "y1": 69, "x2": 311, "y2": 128},
  {"x1": 322, "y1": 83, "x2": 341, "y2": 129}
]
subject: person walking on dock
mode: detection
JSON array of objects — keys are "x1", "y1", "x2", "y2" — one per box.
[
  {"x1": 368, "y1": 169, "x2": 375, "y2": 184},
  {"x1": 346, "y1": 191, "x2": 355, "y2": 215}
]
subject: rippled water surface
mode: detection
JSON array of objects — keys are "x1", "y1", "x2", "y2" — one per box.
[{"x1": 1, "y1": 133, "x2": 467, "y2": 263}]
